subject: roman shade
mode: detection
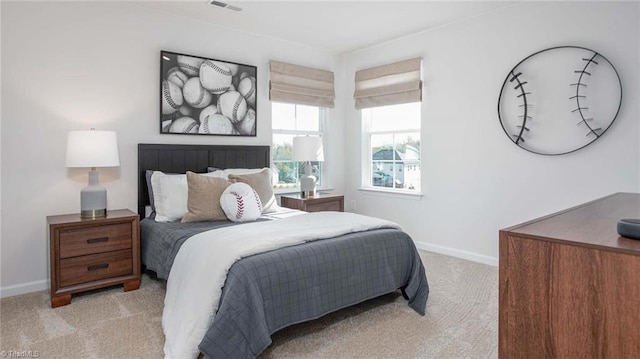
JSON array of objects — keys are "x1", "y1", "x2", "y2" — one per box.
[
  {"x1": 269, "y1": 60, "x2": 335, "y2": 108},
  {"x1": 354, "y1": 57, "x2": 422, "y2": 110}
]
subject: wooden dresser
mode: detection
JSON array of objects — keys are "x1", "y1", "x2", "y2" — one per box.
[
  {"x1": 280, "y1": 193, "x2": 344, "y2": 212},
  {"x1": 499, "y1": 193, "x2": 640, "y2": 358},
  {"x1": 48, "y1": 209, "x2": 140, "y2": 307}
]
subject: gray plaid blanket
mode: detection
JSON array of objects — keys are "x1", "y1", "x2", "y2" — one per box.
[{"x1": 140, "y1": 219, "x2": 428, "y2": 358}]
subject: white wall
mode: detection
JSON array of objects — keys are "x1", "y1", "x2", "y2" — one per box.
[
  {"x1": 0, "y1": 1, "x2": 345, "y2": 295},
  {"x1": 2, "y1": 0, "x2": 638, "y2": 296},
  {"x1": 342, "y1": 1, "x2": 640, "y2": 265}
]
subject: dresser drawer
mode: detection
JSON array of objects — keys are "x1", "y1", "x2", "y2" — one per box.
[
  {"x1": 59, "y1": 223, "x2": 131, "y2": 258},
  {"x1": 59, "y1": 249, "x2": 133, "y2": 287}
]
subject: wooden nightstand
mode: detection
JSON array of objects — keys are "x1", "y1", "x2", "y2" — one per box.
[
  {"x1": 280, "y1": 193, "x2": 344, "y2": 212},
  {"x1": 47, "y1": 209, "x2": 140, "y2": 308}
]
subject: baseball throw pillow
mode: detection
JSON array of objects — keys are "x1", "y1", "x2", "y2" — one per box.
[{"x1": 220, "y1": 183, "x2": 263, "y2": 223}]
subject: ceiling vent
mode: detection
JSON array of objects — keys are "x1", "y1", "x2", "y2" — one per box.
[{"x1": 209, "y1": 1, "x2": 242, "y2": 12}]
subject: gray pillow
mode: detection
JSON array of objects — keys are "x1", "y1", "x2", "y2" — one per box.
[
  {"x1": 145, "y1": 170, "x2": 156, "y2": 219},
  {"x1": 228, "y1": 168, "x2": 279, "y2": 213}
]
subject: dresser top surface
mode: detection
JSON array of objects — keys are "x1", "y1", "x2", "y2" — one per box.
[{"x1": 503, "y1": 193, "x2": 640, "y2": 254}]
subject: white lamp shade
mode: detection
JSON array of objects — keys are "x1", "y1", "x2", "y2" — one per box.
[
  {"x1": 65, "y1": 130, "x2": 120, "y2": 168},
  {"x1": 292, "y1": 136, "x2": 324, "y2": 162}
]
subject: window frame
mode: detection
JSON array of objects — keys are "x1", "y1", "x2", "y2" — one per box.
[
  {"x1": 360, "y1": 103, "x2": 423, "y2": 197},
  {"x1": 271, "y1": 102, "x2": 327, "y2": 193}
]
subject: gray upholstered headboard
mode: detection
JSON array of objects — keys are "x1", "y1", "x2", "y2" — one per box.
[{"x1": 138, "y1": 143, "x2": 270, "y2": 218}]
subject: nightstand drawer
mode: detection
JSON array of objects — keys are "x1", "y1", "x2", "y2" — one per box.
[
  {"x1": 59, "y1": 223, "x2": 132, "y2": 258},
  {"x1": 306, "y1": 201, "x2": 341, "y2": 212},
  {"x1": 280, "y1": 194, "x2": 344, "y2": 213},
  {"x1": 59, "y1": 249, "x2": 133, "y2": 287}
]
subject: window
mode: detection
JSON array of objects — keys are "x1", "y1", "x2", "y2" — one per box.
[
  {"x1": 272, "y1": 103, "x2": 325, "y2": 190},
  {"x1": 362, "y1": 102, "x2": 421, "y2": 192}
]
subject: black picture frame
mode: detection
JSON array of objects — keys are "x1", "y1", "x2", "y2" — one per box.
[{"x1": 160, "y1": 50, "x2": 257, "y2": 136}]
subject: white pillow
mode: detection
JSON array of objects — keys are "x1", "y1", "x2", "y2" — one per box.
[
  {"x1": 150, "y1": 171, "x2": 225, "y2": 222},
  {"x1": 220, "y1": 183, "x2": 263, "y2": 222}
]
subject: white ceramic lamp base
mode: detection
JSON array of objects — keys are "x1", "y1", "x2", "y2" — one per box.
[
  {"x1": 300, "y1": 175, "x2": 317, "y2": 198},
  {"x1": 80, "y1": 170, "x2": 107, "y2": 219}
]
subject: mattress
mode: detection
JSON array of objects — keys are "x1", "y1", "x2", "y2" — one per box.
[{"x1": 141, "y1": 217, "x2": 253, "y2": 279}]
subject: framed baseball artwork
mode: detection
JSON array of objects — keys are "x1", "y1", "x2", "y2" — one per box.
[
  {"x1": 160, "y1": 50, "x2": 257, "y2": 136},
  {"x1": 497, "y1": 46, "x2": 622, "y2": 155}
]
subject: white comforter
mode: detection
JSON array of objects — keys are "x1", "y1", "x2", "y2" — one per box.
[{"x1": 162, "y1": 211, "x2": 401, "y2": 358}]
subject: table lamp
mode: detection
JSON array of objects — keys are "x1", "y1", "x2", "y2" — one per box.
[
  {"x1": 292, "y1": 136, "x2": 324, "y2": 198},
  {"x1": 65, "y1": 130, "x2": 120, "y2": 218}
]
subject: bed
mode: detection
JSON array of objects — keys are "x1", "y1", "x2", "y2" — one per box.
[{"x1": 138, "y1": 143, "x2": 429, "y2": 359}]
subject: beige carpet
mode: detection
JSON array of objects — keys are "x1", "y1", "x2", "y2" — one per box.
[{"x1": 0, "y1": 251, "x2": 497, "y2": 358}]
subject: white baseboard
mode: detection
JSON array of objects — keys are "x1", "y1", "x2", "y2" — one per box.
[
  {"x1": 0, "y1": 279, "x2": 48, "y2": 298},
  {"x1": 414, "y1": 241, "x2": 498, "y2": 267}
]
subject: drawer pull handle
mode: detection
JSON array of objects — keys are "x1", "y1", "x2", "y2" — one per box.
[
  {"x1": 87, "y1": 263, "x2": 109, "y2": 271},
  {"x1": 87, "y1": 237, "x2": 109, "y2": 244}
]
